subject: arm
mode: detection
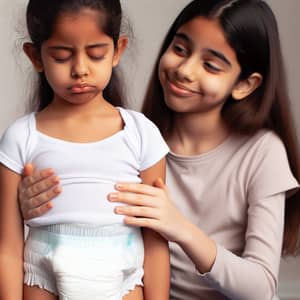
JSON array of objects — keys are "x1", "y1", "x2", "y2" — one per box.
[
  {"x1": 110, "y1": 180, "x2": 216, "y2": 273},
  {"x1": 197, "y1": 192, "x2": 284, "y2": 300},
  {"x1": 109, "y1": 184, "x2": 284, "y2": 300},
  {"x1": 0, "y1": 164, "x2": 24, "y2": 300},
  {"x1": 139, "y1": 158, "x2": 170, "y2": 300}
]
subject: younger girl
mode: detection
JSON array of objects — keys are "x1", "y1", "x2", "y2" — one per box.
[
  {"x1": 0, "y1": 1, "x2": 170, "y2": 299},
  {"x1": 18, "y1": 0, "x2": 300, "y2": 299}
]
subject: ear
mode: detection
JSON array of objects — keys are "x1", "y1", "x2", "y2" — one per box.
[
  {"x1": 232, "y1": 72, "x2": 263, "y2": 101},
  {"x1": 112, "y1": 36, "x2": 128, "y2": 67},
  {"x1": 23, "y1": 42, "x2": 44, "y2": 72}
]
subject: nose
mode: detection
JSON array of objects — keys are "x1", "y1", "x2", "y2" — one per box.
[
  {"x1": 71, "y1": 55, "x2": 89, "y2": 78},
  {"x1": 175, "y1": 57, "x2": 198, "y2": 83}
]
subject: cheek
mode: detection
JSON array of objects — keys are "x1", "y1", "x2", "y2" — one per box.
[
  {"x1": 160, "y1": 51, "x2": 177, "y2": 70},
  {"x1": 43, "y1": 64, "x2": 69, "y2": 89},
  {"x1": 94, "y1": 63, "x2": 113, "y2": 87},
  {"x1": 158, "y1": 52, "x2": 175, "y2": 82},
  {"x1": 202, "y1": 75, "x2": 237, "y2": 99},
  {"x1": 201, "y1": 77, "x2": 222, "y2": 96}
]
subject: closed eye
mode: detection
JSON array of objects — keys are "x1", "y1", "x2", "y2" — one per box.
[
  {"x1": 53, "y1": 56, "x2": 71, "y2": 63},
  {"x1": 204, "y1": 61, "x2": 222, "y2": 73},
  {"x1": 89, "y1": 55, "x2": 105, "y2": 61},
  {"x1": 173, "y1": 44, "x2": 189, "y2": 57}
]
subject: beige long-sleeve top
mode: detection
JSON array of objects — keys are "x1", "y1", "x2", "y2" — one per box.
[{"x1": 167, "y1": 130, "x2": 299, "y2": 300}]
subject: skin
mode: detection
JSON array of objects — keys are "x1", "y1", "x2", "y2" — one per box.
[
  {"x1": 19, "y1": 16, "x2": 262, "y2": 290},
  {"x1": 2, "y1": 8, "x2": 170, "y2": 300}
]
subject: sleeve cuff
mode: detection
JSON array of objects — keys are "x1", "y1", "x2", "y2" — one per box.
[{"x1": 195, "y1": 243, "x2": 225, "y2": 282}]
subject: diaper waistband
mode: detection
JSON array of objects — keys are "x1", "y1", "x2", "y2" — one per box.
[{"x1": 29, "y1": 223, "x2": 137, "y2": 238}]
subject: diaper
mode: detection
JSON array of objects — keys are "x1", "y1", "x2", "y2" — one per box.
[{"x1": 24, "y1": 224, "x2": 144, "y2": 300}]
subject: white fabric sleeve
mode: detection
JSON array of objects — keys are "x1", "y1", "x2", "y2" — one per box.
[
  {"x1": 131, "y1": 112, "x2": 169, "y2": 171},
  {"x1": 0, "y1": 117, "x2": 30, "y2": 174},
  {"x1": 203, "y1": 193, "x2": 285, "y2": 300}
]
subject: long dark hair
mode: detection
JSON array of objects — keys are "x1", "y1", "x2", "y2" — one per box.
[
  {"x1": 143, "y1": 0, "x2": 300, "y2": 255},
  {"x1": 25, "y1": 0, "x2": 126, "y2": 111}
]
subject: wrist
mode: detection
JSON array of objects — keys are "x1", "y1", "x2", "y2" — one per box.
[
  {"x1": 176, "y1": 221, "x2": 217, "y2": 274},
  {"x1": 175, "y1": 218, "x2": 196, "y2": 246}
]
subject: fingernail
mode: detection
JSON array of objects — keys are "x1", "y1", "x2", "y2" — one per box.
[
  {"x1": 115, "y1": 184, "x2": 124, "y2": 190},
  {"x1": 52, "y1": 176, "x2": 60, "y2": 184},
  {"x1": 47, "y1": 202, "x2": 53, "y2": 209},
  {"x1": 114, "y1": 207, "x2": 122, "y2": 214},
  {"x1": 45, "y1": 169, "x2": 55, "y2": 176},
  {"x1": 53, "y1": 186, "x2": 62, "y2": 193},
  {"x1": 109, "y1": 193, "x2": 118, "y2": 201}
]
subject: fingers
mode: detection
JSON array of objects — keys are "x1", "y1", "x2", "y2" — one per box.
[
  {"x1": 20, "y1": 186, "x2": 61, "y2": 220},
  {"x1": 114, "y1": 182, "x2": 158, "y2": 196},
  {"x1": 23, "y1": 175, "x2": 60, "y2": 200},
  {"x1": 108, "y1": 192, "x2": 155, "y2": 207},
  {"x1": 22, "y1": 168, "x2": 55, "y2": 190},
  {"x1": 123, "y1": 216, "x2": 160, "y2": 230},
  {"x1": 30, "y1": 185, "x2": 61, "y2": 208},
  {"x1": 22, "y1": 163, "x2": 34, "y2": 177},
  {"x1": 115, "y1": 205, "x2": 158, "y2": 219},
  {"x1": 154, "y1": 177, "x2": 167, "y2": 190},
  {"x1": 24, "y1": 202, "x2": 53, "y2": 220}
]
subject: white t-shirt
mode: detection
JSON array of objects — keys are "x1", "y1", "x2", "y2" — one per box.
[
  {"x1": 0, "y1": 107, "x2": 169, "y2": 227},
  {"x1": 167, "y1": 130, "x2": 299, "y2": 300}
]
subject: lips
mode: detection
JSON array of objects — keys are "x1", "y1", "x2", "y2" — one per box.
[
  {"x1": 69, "y1": 83, "x2": 96, "y2": 94},
  {"x1": 166, "y1": 79, "x2": 200, "y2": 97}
]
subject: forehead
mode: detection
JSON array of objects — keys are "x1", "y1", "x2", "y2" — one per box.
[
  {"x1": 176, "y1": 16, "x2": 237, "y2": 62},
  {"x1": 49, "y1": 8, "x2": 110, "y2": 44}
]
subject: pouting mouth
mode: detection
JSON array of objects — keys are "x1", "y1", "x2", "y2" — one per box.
[{"x1": 68, "y1": 83, "x2": 97, "y2": 93}]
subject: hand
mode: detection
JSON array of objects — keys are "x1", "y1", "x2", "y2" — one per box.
[
  {"x1": 18, "y1": 163, "x2": 61, "y2": 219},
  {"x1": 108, "y1": 178, "x2": 190, "y2": 243}
]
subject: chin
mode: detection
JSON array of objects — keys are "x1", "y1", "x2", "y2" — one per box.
[{"x1": 66, "y1": 93, "x2": 99, "y2": 104}]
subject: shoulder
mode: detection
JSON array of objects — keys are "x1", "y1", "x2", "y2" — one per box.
[
  {"x1": 120, "y1": 107, "x2": 164, "y2": 139},
  {"x1": 244, "y1": 130, "x2": 298, "y2": 199},
  {"x1": 1, "y1": 113, "x2": 33, "y2": 142},
  {"x1": 0, "y1": 113, "x2": 34, "y2": 174},
  {"x1": 119, "y1": 108, "x2": 169, "y2": 170},
  {"x1": 244, "y1": 129, "x2": 287, "y2": 161},
  {"x1": 121, "y1": 108, "x2": 158, "y2": 129}
]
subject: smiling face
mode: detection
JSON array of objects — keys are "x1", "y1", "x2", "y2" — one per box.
[
  {"x1": 24, "y1": 8, "x2": 126, "y2": 106},
  {"x1": 158, "y1": 16, "x2": 242, "y2": 115}
]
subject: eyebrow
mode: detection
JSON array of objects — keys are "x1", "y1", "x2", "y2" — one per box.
[
  {"x1": 205, "y1": 48, "x2": 231, "y2": 67},
  {"x1": 174, "y1": 32, "x2": 232, "y2": 67},
  {"x1": 48, "y1": 43, "x2": 109, "y2": 51}
]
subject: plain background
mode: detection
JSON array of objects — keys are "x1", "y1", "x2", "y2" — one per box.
[{"x1": 0, "y1": 1, "x2": 299, "y2": 299}]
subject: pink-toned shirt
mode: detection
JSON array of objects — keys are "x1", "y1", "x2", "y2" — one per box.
[{"x1": 167, "y1": 130, "x2": 299, "y2": 300}]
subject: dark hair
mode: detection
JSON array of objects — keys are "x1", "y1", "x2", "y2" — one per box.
[
  {"x1": 26, "y1": 0, "x2": 126, "y2": 111},
  {"x1": 143, "y1": 0, "x2": 300, "y2": 255}
]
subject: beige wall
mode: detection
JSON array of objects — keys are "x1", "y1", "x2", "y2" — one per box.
[{"x1": 0, "y1": 1, "x2": 299, "y2": 299}]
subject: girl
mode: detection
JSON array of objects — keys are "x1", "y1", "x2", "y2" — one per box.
[
  {"x1": 18, "y1": 0, "x2": 300, "y2": 299},
  {"x1": 0, "y1": 0, "x2": 170, "y2": 299}
]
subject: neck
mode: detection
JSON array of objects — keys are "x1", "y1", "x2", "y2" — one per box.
[
  {"x1": 168, "y1": 111, "x2": 229, "y2": 156},
  {"x1": 43, "y1": 95, "x2": 113, "y2": 119}
]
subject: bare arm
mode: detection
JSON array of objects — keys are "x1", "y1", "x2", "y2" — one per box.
[
  {"x1": 139, "y1": 158, "x2": 170, "y2": 300},
  {"x1": 0, "y1": 164, "x2": 24, "y2": 300}
]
